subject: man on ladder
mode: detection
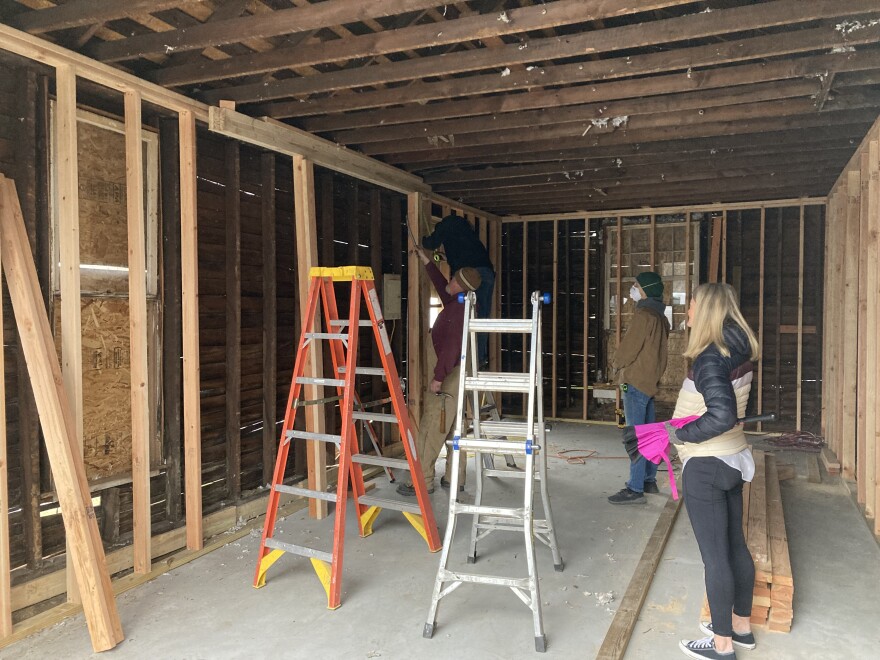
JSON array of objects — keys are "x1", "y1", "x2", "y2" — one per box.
[{"x1": 396, "y1": 246, "x2": 481, "y2": 496}]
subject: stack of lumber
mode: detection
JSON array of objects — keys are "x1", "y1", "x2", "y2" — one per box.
[{"x1": 700, "y1": 450, "x2": 793, "y2": 632}]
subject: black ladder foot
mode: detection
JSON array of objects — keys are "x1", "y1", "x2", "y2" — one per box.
[
  {"x1": 423, "y1": 623, "x2": 435, "y2": 639},
  {"x1": 535, "y1": 635, "x2": 547, "y2": 652},
  {"x1": 554, "y1": 561, "x2": 564, "y2": 573}
]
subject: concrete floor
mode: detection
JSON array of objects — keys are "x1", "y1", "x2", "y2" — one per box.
[{"x1": 4, "y1": 424, "x2": 879, "y2": 659}]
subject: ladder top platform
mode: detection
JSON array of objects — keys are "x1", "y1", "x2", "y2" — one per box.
[{"x1": 309, "y1": 265, "x2": 374, "y2": 281}]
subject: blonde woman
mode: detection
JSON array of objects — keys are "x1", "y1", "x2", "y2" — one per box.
[{"x1": 669, "y1": 284, "x2": 760, "y2": 660}]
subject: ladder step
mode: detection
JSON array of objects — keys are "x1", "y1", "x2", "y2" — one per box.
[
  {"x1": 296, "y1": 376, "x2": 346, "y2": 387},
  {"x1": 286, "y1": 430, "x2": 343, "y2": 445},
  {"x1": 330, "y1": 319, "x2": 373, "y2": 327},
  {"x1": 339, "y1": 366, "x2": 386, "y2": 377},
  {"x1": 483, "y1": 468, "x2": 528, "y2": 479},
  {"x1": 351, "y1": 454, "x2": 411, "y2": 470},
  {"x1": 274, "y1": 483, "x2": 338, "y2": 502},
  {"x1": 357, "y1": 494, "x2": 422, "y2": 515},
  {"x1": 352, "y1": 411, "x2": 398, "y2": 424},
  {"x1": 437, "y1": 569, "x2": 531, "y2": 589},
  {"x1": 468, "y1": 318, "x2": 533, "y2": 333},
  {"x1": 452, "y1": 503, "x2": 525, "y2": 518},
  {"x1": 304, "y1": 332, "x2": 349, "y2": 340},
  {"x1": 475, "y1": 420, "x2": 533, "y2": 437},
  {"x1": 264, "y1": 538, "x2": 333, "y2": 563},
  {"x1": 465, "y1": 373, "x2": 530, "y2": 393},
  {"x1": 453, "y1": 438, "x2": 535, "y2": 454}
]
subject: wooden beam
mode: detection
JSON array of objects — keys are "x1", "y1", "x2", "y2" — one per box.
[
  {"x1": 261, "y1": 152, "x2": 277, "y2": 486},
  {"x1": 10, "y1": 0, "x2": 188, "y2": 34},
  {"x1": 406, "y1": 192, "x2": 425, "y2": 424},
  {"x1": 124, "y1": 90, "x2": 151, "y2": 574},
  {"x1": 89, "y1": 0, "x2": 450, "y2": 62},
  {"x1": 55, "y1": 63, "x2": 85, "y2": 605},
  {"x1": 208, "y1": 108, "x2": 428, "y2": 196},
  {"x1": 757, "y1": 210, "x2": 765, "y2": 430},
  {"x1": 843, "y1": 170, "x2": 861, "y2": 478},
  {"x1": 796, "y1": 205, "x2": 805, "y2": 429},
  {"x1": 160, "y1": 118, "x2": 183, "y2": 523},
  {"x1": 159, "y1": 0, "x2": 697, "y2": 86},
  {"x1": 225, "y1": 140, "x2": 242, "y2": 500},
  {"x1": 0, "y1": 175, "x2": 124, "y2": 652},
  {"x1": 867, "y1": 137, "x2": 880, "y2": 525},
  {"x1": 684, "y1": 212, "x2": 691, "y2": 345},
  {"x1": 222, "y1": 0, "x2": 879, "y2": 103},
  {"x1": 857, "y1": 151, "x2": 870, "y2": 505},
  {"x1": 293, "y1": 155, "x2": 328, "y2": 519},
  {"x1": 596, "y1": 498, "x2": 682, "y2": 659},
  {"x1": 179, "y1": 109, "x2": 203, "y2": 550},
  {"x1": 708, "y1": 216, "x2": 722, "y2": 284},
  {"x1": 0, "y1": 241, "x2": 10, "y2": 637},
  {"x1": 551, "y1": 220, "x2": 559, "y2": 418}
]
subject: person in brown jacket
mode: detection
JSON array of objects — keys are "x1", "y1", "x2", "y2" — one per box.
[{"x1": 608, "y1": 271, "x2": 670, "y2": 504}]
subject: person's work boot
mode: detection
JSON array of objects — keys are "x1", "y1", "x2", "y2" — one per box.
[
  {"x1": 440, "y1": 477, "x2": 464, "y2": 492},
  {"x1": 607, "y1": 487, "x2": 646, "y2": 504},
  {"x1": 396, "y1": 482, "x2": 434, "y2": 496},
  {"x1": 643, "y1": 481, "x2": 660, "y2": 494},
  {"x1": 679, "y1": 637, "x2": 736, "y2": 659}
]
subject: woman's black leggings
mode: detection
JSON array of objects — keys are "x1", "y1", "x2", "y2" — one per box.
[{"x1": 682, "y1": 456, "x2": 755, "y2": 638}]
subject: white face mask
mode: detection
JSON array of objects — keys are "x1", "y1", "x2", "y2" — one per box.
[{"x1": 630, "y1": 284, "x2": 642, "y2": 303}]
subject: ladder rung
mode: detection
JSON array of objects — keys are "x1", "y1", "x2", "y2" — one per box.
[
  {"x1": 351, "y1": 454, "x2": 411, "y2": 470},
  {"x1": 339, "y1": 366, "x2": 386, "y2": 376},
  {"x1": 475, "y1": 420, "x2": 532, "y2": 437},
  {"x1": 453, "y1": 438, "x2": 535, "y2": 454},
  {"x1": 483, "y1": 468, "x2": 528, "y2": 479},
  {"x1": 304, "y1": 332, "x2": 349, "y2": 340},
  {"x1": 452, "y1": 503, "x2": 525, "y2": 518},
  {"x1": 330, "y1": 320, "x2": 373, "y2": 327},
  {"x1": 286, "y1": 430, "x2": 342, "y2": 445},
  {"x1": 352, "y1": 411, "x2": 398, "y2": 424},
  {"x1": 438, "y1": 569, "x2": 531, "y2": 589},
  {"x1": 264, "y1": 538, "x2": 332, "y2": 563},
  {"x1": 465, "y1": 373, "x2": 530, "y2": 393},
  {"x1": 274, "y1": 483, "x2": 338, "y2": 502},
  {"x1": 296, "y1": 376, "x2": 346, "y2": 387},
  {"x1": 357, "y1": 495, "x2": 422, "y2": 514},
  {"x1": 468, "y1": 318, "x2": 533, "y2": 333}
]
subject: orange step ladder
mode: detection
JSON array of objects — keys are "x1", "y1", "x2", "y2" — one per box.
[{"x1": 254, "y1": 266, "x2": 441, "y2": 609}]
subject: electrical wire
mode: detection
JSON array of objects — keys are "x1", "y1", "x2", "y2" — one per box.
[
  {"x1": 763, "y1": 430, "x2": 826, "y2": 453},
  {"x1": 554, "y1": 449, "x2": 628, "y2": 464}
]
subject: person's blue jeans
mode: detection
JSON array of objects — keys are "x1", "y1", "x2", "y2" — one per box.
[
  {"x1": 623, "y1": 384, "x2": 658, "y2": 493},
  {"x1": 474, "y1": 267, "x2": 495, "y2": 366}
]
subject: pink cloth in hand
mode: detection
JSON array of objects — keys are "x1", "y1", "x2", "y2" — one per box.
[{"x1": 632, "y1": 415, "x2": 699, "y2": 500}]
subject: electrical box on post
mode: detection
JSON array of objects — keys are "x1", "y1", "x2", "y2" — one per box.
[{"x1": 383, "y1": 274, "x2": 401, "y2": 320}]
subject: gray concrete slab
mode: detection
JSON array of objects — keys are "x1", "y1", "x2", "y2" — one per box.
[{"x1": 3, "y1": 426, "x2": 878, "y2": 660}]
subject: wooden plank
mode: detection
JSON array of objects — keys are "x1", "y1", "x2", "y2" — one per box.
[
  {"x1": 806, "y1": 454, "x2": 822, "y2": 483},
  {"x1": 261, "y1": 152, "x2": 277, "y2": 486},
  {"x1": 721, "y1": 210, "x2": 728, "y2": 283},
  {"x1": 90, "y1": 0, "x2": 447, "y2": 61},
  {"x1": 551, "y1": 220, "x2": 558, "y2": 418},
  {"x1": 842, "y1": 170, "x2": 861, "y2": 479},
  {"x1": 747, "y1": 451, "x2": 771, "y2": 582},
  {"x1": 55, "y1": 63, "x2": 85, "y2": 604},
  {"x1": 179, "y1": 109, "x2": 203, "y2": 550},
  {"x1": 10, "y1": 0, "x2": 187, "y2": 34},
  {"x1": 225, "y1": 140, "x2": 242, "y2": 500},
  {"x1": 765, "y1": 456, "x2": 793, "y2": 591},
  {"x1": 159, "y1": 118, "x2": 183, "y2": 522},
  {"x1": 708, "y1": 215, "x2": 722, "y2": 283},
  {"x1": 821, "y1": 447, "x2": 841, "y2": 475},
  {"x1": 595, "y1": 497, "x2": 682, "y2": 660},
  {"x1": 866, "y1": 137, "x2": 879, "y2": 525},
  {"x1": 0, "y1": 175, "x2": 123, "y2": 651},
  {"x1": 757, "y1": 208, "x2": 765, "y2": 431},
  {"x1": 156, "y1": 0, "x2": 696, "y2": 86},
  {"x1": 124, "y1": 90, "x2": 151, "y2": 574},
  {"x1": 406, "y1": 192, "x2": 424, "y2": 424},
  {"x1": 584, "y1": 218, "x2": 590, "y2": 420},
  {"x1": 0, "y1": 240, "x2": 10, "y2": 637},
  {"x1": 857, "y1": 152, "x2": 870, "y2": 504},
  {"x1": 522, "y1": 220, "x2": 528, "y2": 416},
  {"x1": 209, "y1": 108, "x2": 427, "y2": 196},
  {"x1": 796, "y1": 204, "x2": 804, "y2": 429},
  {"x1": 293, "y1": 155, "x2": 328, "y2": 519},
  {"x1": 684, "y1": 212, "x2": 691, "y2": 345}
]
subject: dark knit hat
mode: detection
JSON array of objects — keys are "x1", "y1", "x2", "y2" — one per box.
[
  {"x1": 636, "y1": 271, "x2": 664, "y2": 299},
  {"x1": 454, "y1": 267, "x2": 482, "y2": 292}
]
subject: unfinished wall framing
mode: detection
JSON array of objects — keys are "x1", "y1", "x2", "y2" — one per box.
[
  {"x1": 501, "y1": 199, "x2": 826, "y2": 430},
  {"x1": 823, "y1": 116, "x2": 880, "y2": 536}
]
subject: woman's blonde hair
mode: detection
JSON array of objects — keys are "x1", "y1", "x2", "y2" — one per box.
[{"x1": 683, "y1": 283, "x2": 760, "y2": 361}]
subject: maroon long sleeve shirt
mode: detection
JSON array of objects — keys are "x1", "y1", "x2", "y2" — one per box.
[{"x1": 425, "y1": 262, "x2": 465, "y2": 384}]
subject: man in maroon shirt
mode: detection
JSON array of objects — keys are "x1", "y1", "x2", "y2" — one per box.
[{"x1": 397, "y1": 247, "x2": 481, "y2": 496}]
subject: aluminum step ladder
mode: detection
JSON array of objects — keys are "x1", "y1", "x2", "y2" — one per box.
[
  {"x1": 424, "y1": 291, "x2": 562, "y2": 653},
  {"x1": 254, "y1": 266, "x2": 441, "y2": 610}
]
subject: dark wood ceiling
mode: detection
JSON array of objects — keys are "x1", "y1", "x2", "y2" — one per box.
[{"x1": 3, "y1": 0, "x2": 880, "y2": 215}]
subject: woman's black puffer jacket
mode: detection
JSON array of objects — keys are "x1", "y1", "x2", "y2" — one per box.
[{"x1": 675, "y1": 323, "x2": 753, "y2": 444}]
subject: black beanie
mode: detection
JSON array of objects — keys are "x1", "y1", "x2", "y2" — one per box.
[{"x1": 636, "y1": 271, "x2": 664, "y2": 299}]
